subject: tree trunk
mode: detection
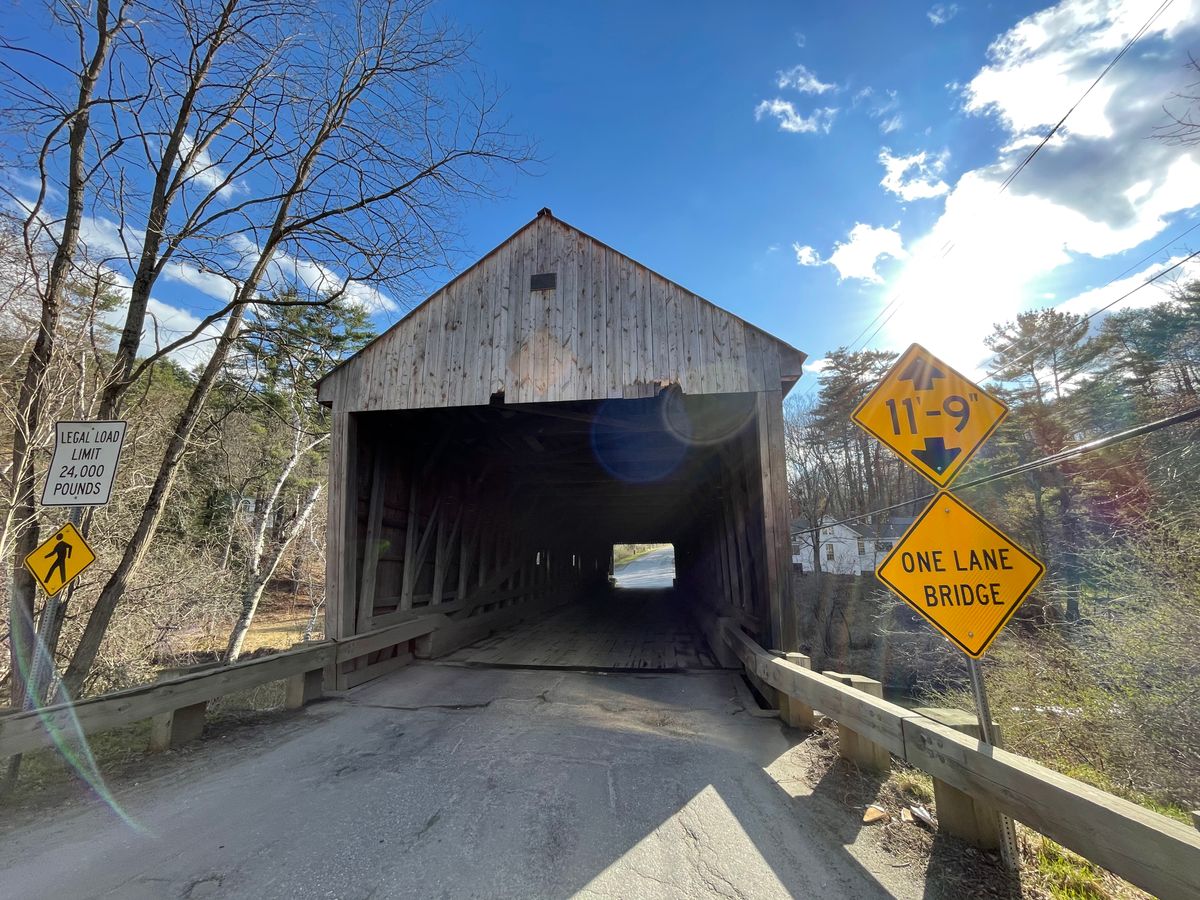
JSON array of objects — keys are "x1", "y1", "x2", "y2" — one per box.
[
  {"x1": 60, "y1": 304, "x2": 247, "y2": 697},
  {"x1": 5, "y1": 0, "x2": 119, "y2": 707},
  {"x1": 226, "y1": 482, "x2": 324, "y2": 662}
]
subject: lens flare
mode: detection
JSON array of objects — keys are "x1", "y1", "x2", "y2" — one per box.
[
  {"x1": 11, "y1": 611, "x2": 145, "y2": 832},
  {"x1": 590, "y1": 397, "x2": 687, "y2": 483}
]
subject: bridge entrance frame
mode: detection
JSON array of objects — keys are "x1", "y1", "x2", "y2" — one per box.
[{"x1": 316, "y1": 210, "x2": 806, "y2": 689}]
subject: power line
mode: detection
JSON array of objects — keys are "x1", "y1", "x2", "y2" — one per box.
[
  {"x1": 795, "y1": 235, "x2": 1197, "y2": 408},
  {"x1": 984, "y1": 246, "x2": 1200, "y2": 380},
  {"x1": 997, "y1": 0, "x2": 1175, "y2": 193},
  {"x1": 798, "y1": 0, "x2": 1176, "y2": 402},
  {"x1": 802, "y1": 402, "x2": 1200, "y2": 534}
]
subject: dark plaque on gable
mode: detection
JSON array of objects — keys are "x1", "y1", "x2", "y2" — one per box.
[{"x1": 531, "y1": 272, "x2": 557, "y2": 291}]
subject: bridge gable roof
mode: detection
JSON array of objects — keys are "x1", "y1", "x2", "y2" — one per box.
[{"x1": 317, "y1": 209, "x2": 807, "y2": 411}]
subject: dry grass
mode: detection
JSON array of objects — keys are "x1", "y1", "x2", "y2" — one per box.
[{"x1": 795, "y1": 724, "x2": 1151, "y2": 900}]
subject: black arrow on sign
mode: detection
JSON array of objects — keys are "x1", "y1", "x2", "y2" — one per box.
[
  {"x1": 912, "y1": 437, "x2": 961, "y2": 474},
  {"x1": 897, "y1": 357, "x2": 946, "y2": 391}
]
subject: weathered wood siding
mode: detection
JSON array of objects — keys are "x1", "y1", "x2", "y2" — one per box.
[{"x1": 318, "y1": 212, "x2": 804, "y2": 411}]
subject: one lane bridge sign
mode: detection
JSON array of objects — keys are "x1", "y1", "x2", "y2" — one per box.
[
  {"x1": 40, "y1": 420, "x2": 126, "y2": 507},
  {"x1": 876, "y1": 491, "x2": 1045, "y2": 658},
  {"x1": 851, "y1": 344, "x2": 1007, "y2": 486},
  {"x1": 23, "y1": 520, "x2": 96, "y2": 597}
]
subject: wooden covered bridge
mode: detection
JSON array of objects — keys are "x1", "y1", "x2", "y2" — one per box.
[{"x1": 316, "y1": 209, "x2": 806, "y2": 688}]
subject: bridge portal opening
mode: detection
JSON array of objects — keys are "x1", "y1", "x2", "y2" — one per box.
[
  {"x1": 611, "y1": 543, "x2": 675, "y2": 590},
  {"x1": 322, "y1": 389, "x2": 795, "y2": 679}
]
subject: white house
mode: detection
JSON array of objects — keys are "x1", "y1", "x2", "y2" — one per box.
[{"x1": 790, "y1": 516, "x2": 913, "y2": 576}]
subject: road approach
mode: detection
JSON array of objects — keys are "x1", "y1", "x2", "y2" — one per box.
[{"x1": 0, "y1": 661, "x2": 927, "y2": 898}]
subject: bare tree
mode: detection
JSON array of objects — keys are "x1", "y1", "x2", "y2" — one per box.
[
  {"x1": 55, "y1": 0, "x2": 531, "y2": 695},
  {"x1": 784, "y1": 397, "x2": 841, "y2": 575},
  {"x1": 224, "y1": 434, "x2": 324, "y2": 662},
  {"x1": 1156, "y1": 54, "x2": 1200, "y2": 145},
  {"x1": 0, "y1": 0, "x2": 130, "y2": 706}
]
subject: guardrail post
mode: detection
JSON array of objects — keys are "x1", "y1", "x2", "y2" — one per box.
[
  {"x1": 148, "y1": 663, "x2": 216, "y2": 751},
  {"x1": 777, "y1": 652, "x2": 815, "y2": 729},
  {"x1": 913, "y1": 707, "x2": 1004, "y2": 850},
  {"x1": 822, "y1": 671, "x2": 890, "y2": 773},
  {"x1": 286, "y1": 667, "x2": 324, "y2": 709}
]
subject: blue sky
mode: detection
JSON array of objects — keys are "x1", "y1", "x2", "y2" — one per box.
[
  {"x1": 434, "y1": 0, "x2": 1200, "y2": 375},
  {"x1": 4, "y1": 0, "x2": 1199, "y2": 378}
]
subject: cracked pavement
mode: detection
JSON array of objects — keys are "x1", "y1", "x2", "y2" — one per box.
[{"x1": 0, "y1": 663, "x2": 923, "y2": 898}]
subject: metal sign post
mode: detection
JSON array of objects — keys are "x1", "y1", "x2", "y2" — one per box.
[{"x1": 968, "y1": 657, "x2": 1021, "y2": 872}]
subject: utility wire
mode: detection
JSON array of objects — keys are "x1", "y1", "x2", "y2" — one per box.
[
  {"x1": 798, "y1": 0, "x2": 1176, "y2": 402},
  {"x1": 984, "y1": 246, "x2": 1200, "y2": 380},
  {"x1": 804, "y1": 402, "x2": 1200, "y2": 533},
  {"x1": 997, "y1": 0, "x2": 1175, "y2": 193},
  {"x1": 796, "y1": 231, "x2": 1198, "y2": 407}
]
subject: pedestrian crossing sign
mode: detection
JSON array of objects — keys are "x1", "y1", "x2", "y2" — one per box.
[{"x1": 24, "y1": 521, "x2": 95, "y2": 596}]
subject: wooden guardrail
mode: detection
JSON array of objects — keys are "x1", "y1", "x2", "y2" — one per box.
[
  {"x1": 0, "y1": 584, "x2": 564, "y2": 761},
  {"x1": 0, "y1": 614, "x2": 448, "y2": 759},
  {"x1": 701, "y1": 614, "x2": 1200, "y2": 900}
]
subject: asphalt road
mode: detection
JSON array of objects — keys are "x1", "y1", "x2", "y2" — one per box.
[
  {"x1": 612, "y1": 546, "x2": 675, "y2": 589},
  {"x1": 0, "y1": 664, "x2": 923, "y2": 899}
]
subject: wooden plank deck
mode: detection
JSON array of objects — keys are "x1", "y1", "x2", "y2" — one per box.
[{"x1": 442, "y1": 590, "x2": 720, "y2": 670}]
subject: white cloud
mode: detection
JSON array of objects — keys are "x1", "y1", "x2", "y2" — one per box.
[
  {"x1": 162, "y1": 260, "x2": 238, "y2": 303},
  {"x1": 224, "y1": 233, "x2": 397, "y2": 313},
  {"x1": 755, "y1": 99, "x2": 838, "y2": 134},
  {"x1": 794, "y1": 32, "x2": 807, "y2": 48},
  {"x1": 964, "y1": 0, "x2": 1196, "y2": 140},
  {"x1": 828, "y1": 224, "x2": 907, "y2": 283},
  {"x1": 1056, "y1": 253, "x2": 1200, "y2": 318},
  {"x1": 875, "y1": 0, "x2": 1200, "y2": 370},
  {"x1": 93, "y1": 267, "x2": 225, "y2": 369},
  {"x1": 79, "y1": 214, "x2": 140, "y2": 260},
  {"x1": 263, "y1": 247, "x2": 398, "y2": 313},
  {"x1": 793, "y1": 243, "x2": 822, "y2": 266},
  {"x1": 867, "y1": 89, "x2": 902, "y2": 134},
  {"x1": 143, "y1": 297, "x2": 226, "y2": 369},
  {"x1": 2, "y1": 171, "x2": 60, "y2": 200},
  {"x1": 794, "y1": 225, "x2": 907, "y2": 283},
  {"x1": 879, "y1": 148, "x2": 950, "y2": 201},
  {"x1": 927, "y1": 3, "x2": 959, "y2": 26},
  {"x1": 178, "y1": 134, "x2": 242, "y2": 200},
  {"x1": 776, "y1": 64, "x2": 836, "y2": 94}
]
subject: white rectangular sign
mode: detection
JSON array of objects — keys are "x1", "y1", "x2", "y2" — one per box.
[{"x1": 41, "y1": 420, "x2": 126, "y2": 507}]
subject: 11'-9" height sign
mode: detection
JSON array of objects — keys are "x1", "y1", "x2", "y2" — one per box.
[
  {"x1": 41, "y1": 420, "x2": 126, "y2": 507},
  {"x1": 851, "y1": 343, "x2": 1008, "y2": 486}
]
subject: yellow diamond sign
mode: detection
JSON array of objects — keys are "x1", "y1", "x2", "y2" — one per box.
[
  {"x1": 24, "y1": 521, "x2": 96, "y2": 596},
  {"x1": 852, "y1": 343, "x2": 1008, "y2": 486},
  {"x1": 877, "y1": 491, "x2": 1044, "y2": 658}
]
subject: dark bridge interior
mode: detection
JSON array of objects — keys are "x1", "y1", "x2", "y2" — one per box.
[{"x1": 330, "y1": 390, "x2": 786, "y2": 682}]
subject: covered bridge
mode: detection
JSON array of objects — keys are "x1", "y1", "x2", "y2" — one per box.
[{"x1": 316, "y1": 209, "x2": 806, "y2": 688}]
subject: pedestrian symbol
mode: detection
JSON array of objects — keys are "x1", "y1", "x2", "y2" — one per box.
[{"x1": 23, "y1": 521, "x2": 96, "y2": 596}]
